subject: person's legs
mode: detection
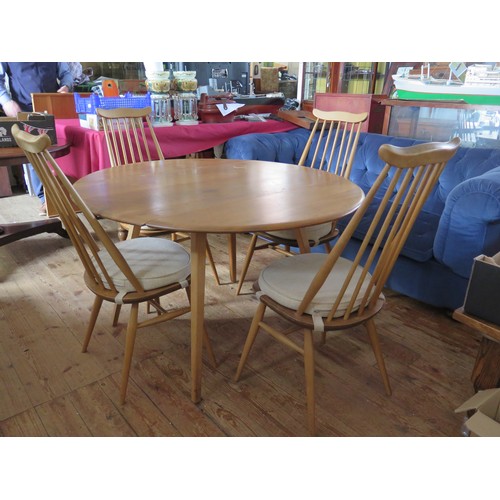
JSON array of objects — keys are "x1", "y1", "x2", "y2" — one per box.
[{"x1": 27, "y1": 163, "x2": 46, "y2": 214}]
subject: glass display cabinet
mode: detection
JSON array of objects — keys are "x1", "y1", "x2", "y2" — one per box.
[
  {"x1": 382, "y1": 99, "x2": 500, "y2": 148},
  {"x1": 301, "y1": 62, "x2": 389, "y2": 108}
]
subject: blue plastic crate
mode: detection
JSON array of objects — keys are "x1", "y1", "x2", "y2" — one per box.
[{"x1": 74, "y1": 92, "x2": 152, "y2": 114}]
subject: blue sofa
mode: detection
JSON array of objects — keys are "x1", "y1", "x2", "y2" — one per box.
[{"x1": 224, "y1": 128, "x2": 500, "y2": 310}]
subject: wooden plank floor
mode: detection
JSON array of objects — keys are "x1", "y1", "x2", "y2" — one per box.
[{"x1": 0, "y1": 192, "x2": 481, "y2": 437}]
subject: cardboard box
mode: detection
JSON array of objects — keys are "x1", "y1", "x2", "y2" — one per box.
[
  {"x1": 463, "y1": 252, "x2": 500, "y2": 326},
  {"x1": 118, "y1": 79, "x2": 147, "y2": 94},
  {"x1": 455, "y1": 388, "x2": 500, "y2": 436},
  {"x1": 0, "y1": 112, "x2": 57, "y2": 147},
  {"x1": 78, "y1": 113, "x2": 103, "y2": 131}
]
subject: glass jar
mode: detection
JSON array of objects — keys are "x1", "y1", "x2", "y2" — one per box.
[
  {"x1": 173, "y1": 93, "x2": 198, "y2": 124},
  {"x1": 150, "y1": 94, "x2": 173, "y2": 127},
  {"x1": 146, "y1": 71, "x2": 171, "y2": 94}
]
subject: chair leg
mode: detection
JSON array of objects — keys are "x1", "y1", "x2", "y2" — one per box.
[
  {"x1": 117, "y1": 226, "x2": 128, "y2": 241},
  {"x1": 126, "y1": 224, "x2": 141, "y2": 240},
  {"x1": 120, "y1": 303, "x2": 139, "y2": 404},
  {"x1": 234, "y1": 301, "x2": 266, "y2": 381},
  {"x1": 146, "y1": 298, "x2": 162, "y2": 316},
  {"x1": 364, "y1": 318, "x2": 392, "y2": 396},
  {"x1": 206, "y1": 242, "x2": 221, "y2": 286},
  {"x1": 236, "y1": 233, "x2": 259, "y2": 295},
  {"x1": 228, "y1": 234, "x2": 237, "y2": 283},
  {"x1": 203, "y1": 325, "x2": 218, "y2": 369},
  {"x1": 303, "y1": 329, "x2": 316, "y2": 436},
  {"x1": 81, "y1": 296, "x2": 104, "y2": 352},
  {"x1": 112, "y1": 304, "x2": 122, "y2": 326}
]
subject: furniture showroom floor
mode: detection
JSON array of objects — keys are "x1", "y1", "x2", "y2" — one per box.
[{"x1": 0, "y1": 192, "x2": 482, "y2": 437}]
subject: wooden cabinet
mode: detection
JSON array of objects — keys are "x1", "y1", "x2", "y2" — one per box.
[
  {"x1": 302, "y1": 92, "x2": 387, "y2": 134},
  {"x1": 31, "y1": 92, "x2": 91, "y2": 119},
  {"x1": 301, "y1": 62, "x2": 389, "y2": 107}
]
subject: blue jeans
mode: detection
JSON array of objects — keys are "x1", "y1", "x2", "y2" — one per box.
[{"x1": 28, "y1": 163, "x2": 45, "y2": 203}]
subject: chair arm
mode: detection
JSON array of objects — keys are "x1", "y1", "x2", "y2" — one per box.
[{"x1": 434, "y1": 166, "x2": 500, "y2": 278}]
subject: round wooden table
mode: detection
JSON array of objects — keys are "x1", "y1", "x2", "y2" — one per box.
[
  {"x1": 74, "y1": 158, "x2": 365, "y2": 403},
  {"x1": 0, "y1": 143, "x2": 70, "y2": 245}
]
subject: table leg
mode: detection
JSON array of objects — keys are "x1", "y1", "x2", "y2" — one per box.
[
  {"x1": 228, "y1": 234, "x2": 237, "y2": 283},
  {"x1": 190, "y1": 232, "x2": 207, "y2": 403},
  {"x1": 294, "y1": 228, "x2": 311, "y2": 254}
]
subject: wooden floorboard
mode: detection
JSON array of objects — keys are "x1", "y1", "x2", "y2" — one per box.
[{"x1": 0, "y1": 193, "x2": 482, "y2": 437}]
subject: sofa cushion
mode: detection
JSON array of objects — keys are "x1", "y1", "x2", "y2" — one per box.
[
  {"x1": 338, "y1": 204, "x2": 440, "y2": 262},
  {"x1": 434, "y1": 166, "x2": 500, "y2": 277},
  {"x1": 224, "y1": 128, "x2": 310, "y2": 164}
]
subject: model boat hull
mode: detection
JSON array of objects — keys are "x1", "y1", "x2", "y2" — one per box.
[{"x1": 393, "y1": 76, "x2": 500, "y2": 105}]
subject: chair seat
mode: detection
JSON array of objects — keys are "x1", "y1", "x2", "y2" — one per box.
[
  {"x1": 258, "y1": 253, "x2": 379, "y2": 318},
  {"x1": 266, "y1": 222, "x2": 333, "y2": 244},
  {"x1": 94, "y1": 237, "x2": 191, "y2": 292}
]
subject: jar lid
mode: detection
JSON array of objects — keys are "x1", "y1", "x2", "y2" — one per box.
[{"x1": 173, "y1": 71, "x2": 197, "y2": 79}]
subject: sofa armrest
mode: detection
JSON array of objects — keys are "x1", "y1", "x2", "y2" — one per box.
[
  {"x1": 224, "y1": 128, "x2": 310, "y2": 163},
  {"x1": 434, "y1": 166, "x2": 500, "y2": 278}
]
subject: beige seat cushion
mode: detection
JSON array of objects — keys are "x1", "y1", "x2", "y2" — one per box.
[
  {"x1": 266, "y1": 222, "x2": 333, "y2": 244},
  {"x1": 258, "y1": 253, "x2": 378, "y2": 318},
  {"x1": 94, "y1": 237, "x2": 190, "y2": 292}
]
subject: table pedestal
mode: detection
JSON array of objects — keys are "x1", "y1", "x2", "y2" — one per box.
[
  {"x1": 0, "y1": 143, "x2": 71, "y2": 247},
  {"x1": 0, "y1": 218, "x2": 66, "y2": 247}
]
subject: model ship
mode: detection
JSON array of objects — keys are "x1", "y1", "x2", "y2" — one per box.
[{"x1": 392, "y1": 63, "x2": 500, "y2": 105}]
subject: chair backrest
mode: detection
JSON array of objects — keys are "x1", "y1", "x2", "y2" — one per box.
[
  {"x1": 11, "y1": 124, "x2": 147, "y2": 295},
  {"x1": 297, "y1": 137, "x2": 461, "y2": 321},
  {"x1": 298, "y1": 109, "x2": 368, "y2": 178},
  {"x1": 95, "y1": 106, "x2": 164, "y2": 167}
]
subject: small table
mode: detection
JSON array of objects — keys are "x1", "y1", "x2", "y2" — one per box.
[
  {"x1": 453, "y1": 307, "x2": 500, "y2": 391},
  {"x1": 0, "y1": 143, "x2": 70, "y2": 167},
  {"x1": 55, "y1": 118, "x2": 298, "y2": 179},
  {"x1": 0, "y1": 143, "x2": 70, "y2": 246},
  {"x1": 74, "y1": 158, "x2": 365, "y2": 403}
]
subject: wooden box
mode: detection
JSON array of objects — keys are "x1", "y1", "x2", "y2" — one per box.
[
  {"x1": 277, "y1": 110, "x2": 316, "y2": 130},
  {"x1": 32, "y1": 92, "x2": 91, "y2": 119}
]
